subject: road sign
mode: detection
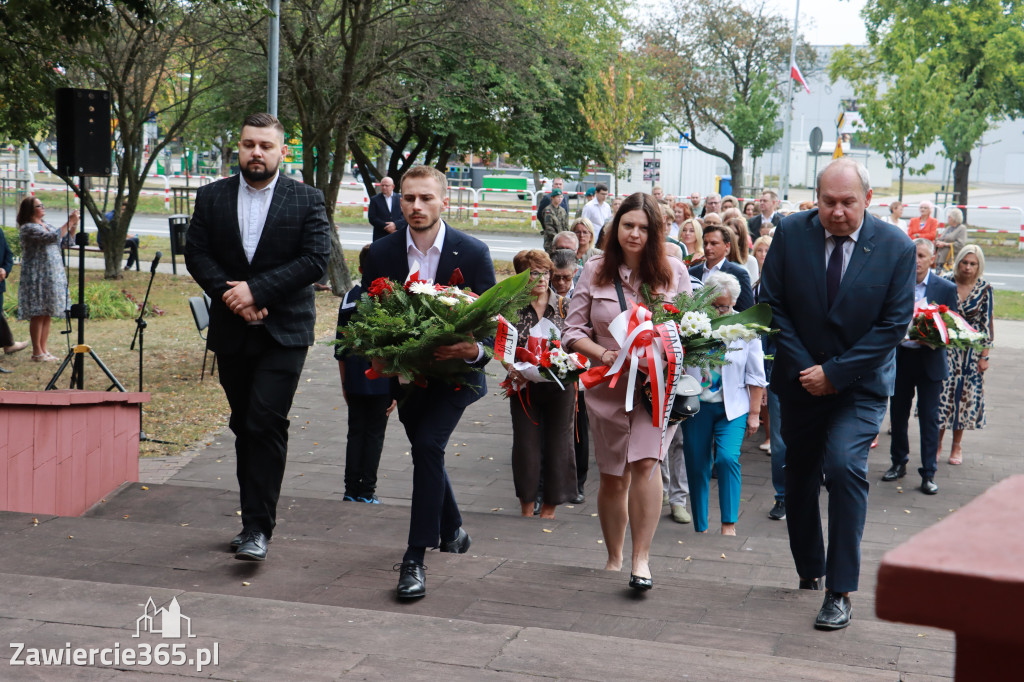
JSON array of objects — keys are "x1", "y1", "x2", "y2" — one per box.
[
  {"x1": 810, "y1": 127, "x2": 823, "y2": 154},
  {"x1": 679, "y1": 133, "x2": 689, "y2": 149}
]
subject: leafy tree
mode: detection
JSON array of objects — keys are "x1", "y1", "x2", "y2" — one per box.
[
  {"x1": 641, "y1": 0, "x2": 814, "y2": 191},
  {"x1": 579, "y1": 54, "x2": 658, "y2": 195},
  {"x1": 829, "y1": 46, "x2": 948, "y2": 200},
  {"x1": 858, "y1": 0, "x2": 1024, "y2": 208}
]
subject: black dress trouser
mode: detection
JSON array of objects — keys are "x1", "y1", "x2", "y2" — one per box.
[{"x1": 217, "y1": 326, "x2": 307, "y2": 538}]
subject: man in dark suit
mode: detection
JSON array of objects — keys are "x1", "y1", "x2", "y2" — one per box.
[
  {"x1": 185, "y1": 112, "x2": 331, "y2": 561},
  {"x1": 688, "y1": 223, "x2": 754, "y2": 311},
  {"x1": 749, "y1": 190, "x2": 782, "y2": 236},
  {"x1": 361, "y1": 165, "x2": 496, "y2": 599},
  {"x1": 883, "y1": 238, "x2": 959, "y2": 495},
  {"x1": 367, "y1": 176, "x2": 407, "y2": 241},
  {"x1": 759, "y1": 158, "x2": 915, "y2": 630},
  {"x1": 0, "y1": 228, "x2": 29, "y2": 372}
]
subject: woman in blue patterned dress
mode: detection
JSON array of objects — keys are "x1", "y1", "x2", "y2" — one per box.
[
  {"x1": 936, "y1": 245, "x2": 993, "y2": 466},
  {"x1": 16, "y1": 197, "x2": 78, "y2": 361}
]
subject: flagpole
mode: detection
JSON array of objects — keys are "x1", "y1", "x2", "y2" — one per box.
[{"x1": 779, "y1": 0, "x2": 800, "y2": 201}]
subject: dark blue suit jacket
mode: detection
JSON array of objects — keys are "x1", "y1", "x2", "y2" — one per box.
[
  {"x1": 688, "y1": 260, "x2": 755, "y2": 311},
  {"x1": 360, "y1": 222, "x2": 496, "y2": 403},
  {"x1": 368, "y1": 192, "x2": 407, "y2": 241},
  {"x1": 909, "y1": 274, "x2": 960, "y2": 382},
  {"x1": 759, "y1": 209, "x2": 916, "y2": 399}
]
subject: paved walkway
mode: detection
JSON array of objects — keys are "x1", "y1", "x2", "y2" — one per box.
[{"x1": 3, "y1": 324, "x2": 1023, "y2": 679}]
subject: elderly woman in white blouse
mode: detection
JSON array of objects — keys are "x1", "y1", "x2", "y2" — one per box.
[{"x1": 680, "y1": 271, "x2": 766, "y2": 536}]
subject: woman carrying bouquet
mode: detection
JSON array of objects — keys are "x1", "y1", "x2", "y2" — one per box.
[
  {"x1": 937, "y1": 245, "x2": 994, "y2": 465},
  {"x1": 680, "y1": 271, "x2": 766, "y2": 535},
  {"x1": 504, "y1": 250, "x2": 578, "y2": 519},
  {"x1": 563, "y1": 192, "x2": 692, "y2": 591}
]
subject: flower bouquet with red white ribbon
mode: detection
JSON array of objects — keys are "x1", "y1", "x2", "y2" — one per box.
[
  {"x1": 335, "y1": 267, "x2": 533, "y2": 386},
  {"x1": 579, "y1": 286, "x2": 773, "y2": 435},
  {"x1": 908, "y1": 302, "x2": 986, "y2": 351},
  {"x1": 498, "y1": 320, "x2": 590, "y2": 396}
]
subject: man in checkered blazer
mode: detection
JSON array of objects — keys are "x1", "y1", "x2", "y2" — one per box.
[{"x1": 185, "y1": 112, "x2": 331, "y2": 561}]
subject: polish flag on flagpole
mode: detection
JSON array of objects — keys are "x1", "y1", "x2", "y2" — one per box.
[{"x1": 791, "y1": 62, "x2": 811, "y2": 94}]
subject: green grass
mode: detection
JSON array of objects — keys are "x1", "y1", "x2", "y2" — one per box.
[{"x1": 995, "y1": 290, "x2": 1024, "y2": 320}]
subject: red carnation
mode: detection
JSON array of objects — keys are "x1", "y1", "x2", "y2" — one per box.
[
  {"x1": 664, "y1": 303, "x2": 681, "y2": 314},
  {"x1": 368, "y1": 277, "x2": 393, "y2": 298},
  {"x1": 938, "y1": 305, "x2": 949, "y2": 314}
]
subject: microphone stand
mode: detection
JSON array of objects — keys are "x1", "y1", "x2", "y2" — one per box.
[{"x1": 131, "y1": 251, "x2": 174, "y2": 445}]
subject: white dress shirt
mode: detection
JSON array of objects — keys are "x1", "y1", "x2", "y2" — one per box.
[
  {"x1": 237, "y1": 172, "x2": 279, "y2": 263},
  {"x1": 384, "y1": 193, "x2": 394, "y2": 214},
  {"x1": 406, "y1": 220, "x2": 446, "y2": 280},
  {"x1": 823, "y1": 220, "x2": 864, "y2": 280},
  {"x1": 581, "y1": 199, "x2": 612, "y2": 230}
]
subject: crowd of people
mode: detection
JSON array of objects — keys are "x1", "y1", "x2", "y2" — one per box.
[{"x1": 333, "y1": 158, "x2": 995, "y2": 628}]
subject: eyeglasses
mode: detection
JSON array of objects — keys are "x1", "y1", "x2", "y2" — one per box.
[
  {"x1": 711, "y1": 303, "x2": 732, "y2": 313},
  {"x1": 550, "y1": 274, "x2": 574, "y2": 283},
  {"x1": 529, "y1": 270, "x2": 550, "y2": 279}
]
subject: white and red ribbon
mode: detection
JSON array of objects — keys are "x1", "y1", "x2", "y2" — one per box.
[
  {"x1": 494, "y1": 315, "x2": 518, "y2": 364},
  {"x1": 914, "y1": 302, "x2": 950, "y2": 344}
]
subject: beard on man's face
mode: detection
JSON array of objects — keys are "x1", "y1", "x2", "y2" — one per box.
[{"x1": 241, "y1": 159, "x2": 278, "y2": 183}]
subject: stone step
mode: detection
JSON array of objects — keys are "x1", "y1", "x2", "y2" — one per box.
[
  {"x1": 84, "y1": 482, "x2": 898, "y2": 601},
  {"x1": 0, "y1": 572, "x2": 907, "y2": 681},
  {"x1": 0, "y1": 489, "x2": 955, "y2": 678}
]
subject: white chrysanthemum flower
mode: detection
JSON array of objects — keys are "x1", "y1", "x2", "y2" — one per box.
[
  {"x1": 435, "y1": 295, "x2": 460, "y2": 306},
  {"x1": 677, "y1": 311, "x2": 712, "y2": 338},
  {"x1": 407, "y1": 281, "x2": 437, "y2": 296}
]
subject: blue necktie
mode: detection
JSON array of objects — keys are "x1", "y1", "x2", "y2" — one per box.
[{"x1": 826, "y1": 235, "x2": 849, "y2": 308}]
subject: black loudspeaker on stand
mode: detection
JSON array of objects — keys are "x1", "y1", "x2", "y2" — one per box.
[
  {"x1": 55, "y1": 88, "x2": 112, "y2": 176},
  {"x1": 131, "y1": 252, "x2": 175, "y2": 445}
]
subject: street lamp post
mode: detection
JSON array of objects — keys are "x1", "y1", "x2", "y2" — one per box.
[{"x1": 267, "y1": 0, "x2": 280, "y2": 116}]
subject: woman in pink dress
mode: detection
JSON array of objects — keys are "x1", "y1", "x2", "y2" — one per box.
[{"x1": 563, "y1": 192, "x2": 692, "y2": 592}]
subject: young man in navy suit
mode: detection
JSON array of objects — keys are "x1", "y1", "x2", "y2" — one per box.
[
  {"x1": 367, "y1": 176, "x2": 407, "y2": 241},
  {"x1": 186, "y1": 112, "x2": 331, "y2": 562},
  {"x1": 360, "y1": 165, "x2": 496, "y2": 599},
  {"x1": 759, "y1": 158, "x2": 916, "y2": 630},
  {"x1": 882, "y1": 238, "x2": 959, "y2": 495}
]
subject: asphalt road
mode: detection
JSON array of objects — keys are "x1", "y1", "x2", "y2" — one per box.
[{"x1": 41, "y1": 208, "x2": 1024, "y2": 293}]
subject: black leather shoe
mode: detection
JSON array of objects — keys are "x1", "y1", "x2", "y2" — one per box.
[
  {"x1": 570, "y1": 492, "x2": 585, "y2": 504},
  {"x1": 439, "y1": 527, "x2": 471, "y2": 554},
  {"x1": 629, "y1": 574, "x2": 653, "y2": 591},
  {"x1": 798, "y1": 577, "x2": 822, "y2": 590},
  {"x1": 814, "y1": 590, "x2": 852, "y2": 630},
  {"x1": 234, "y1": 530, "x2": 268, "y2": 561},
  {"x1": 881, "y1": 463, "x2": 907, "y2": 481},
  {"x1": 395, "y1": 560, "x2": 426, "y2": 599},
  {"x1": 921, "y1": 477, "x2": 939, "y2": 495}
]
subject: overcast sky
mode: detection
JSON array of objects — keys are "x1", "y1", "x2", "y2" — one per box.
[{"x1": 769, "y1": 0, "x2": 869, "y2": 46}]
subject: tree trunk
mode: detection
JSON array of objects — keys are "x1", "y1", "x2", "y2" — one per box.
[
  {"x1": 898, "y1": 164, "x2": 905, "y2": 202},
  {"x1": 953, "y1": 151, "x2": 971, "y2": 223},
  {"x1": 729, "y1": 149, "x2": 744, "y2": 196}
]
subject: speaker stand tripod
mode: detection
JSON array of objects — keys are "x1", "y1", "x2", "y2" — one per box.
[{"x1": 47, "y1": 209, "x2": 124, "y2": 392}]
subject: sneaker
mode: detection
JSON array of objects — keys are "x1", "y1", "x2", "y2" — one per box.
[
  {"x1": 670, "y1": 503, "x2": 692, "y2": 524},
  {"x1": 662, "y1": 491, "x2": 670, "y2": 506},
  {"x1": 768, "y1": 500, "x2": 786, "y2": 520},
  {"x1": 343, "y1": 494, "x2": 358, "y2": 501},
  {"x1": 357, "y1": 495, "x2": 381, "y2": 504}
]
